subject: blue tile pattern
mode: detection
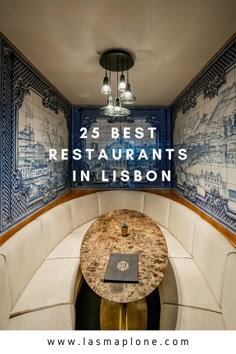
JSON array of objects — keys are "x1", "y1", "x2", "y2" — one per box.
[
  {"x1": 174, "y1": 66, "x2": 236, "y2": 232},
  {"x1": 72, "y1": 107, "x2": 171, "y2": 189},
  {"x1": 0, "y1": 37, "x2": 71, "y2": 234},
  {"x1": 17, "y1": 90, "x2": 69, "y2": 201}
]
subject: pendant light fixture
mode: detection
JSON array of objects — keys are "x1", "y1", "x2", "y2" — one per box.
[
  {"x1": 101, "y1": 71, "x2": 111, "y2": 95},
  {"x1": 101, "y1": 55, "x2": 111, "y2": 95},
  {"x1": 99, "y1": 49, "x2": 136, "y2": 117},
  {"x1": 100, "y1": 95, "x2": 114, "y2": 115},
  {"x1": 120, "y1": 69, "x2": 136, "y2": 104}
]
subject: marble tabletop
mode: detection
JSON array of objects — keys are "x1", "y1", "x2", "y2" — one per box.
[{"x1": 80, "y1": 209, "x2": 168, "y2": 303}]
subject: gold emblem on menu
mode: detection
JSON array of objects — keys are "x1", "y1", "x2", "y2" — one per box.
[{"x1": 117, "y1": 260, "x2": 129, "y2": 272}]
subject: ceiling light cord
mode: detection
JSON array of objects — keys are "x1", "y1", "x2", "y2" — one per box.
[
  {"x1": 109, "y1": 70, "x2": 111, "y2": 93},
  {"x1": 117, "y1": 55, "x2": 118, "y2": 98}
]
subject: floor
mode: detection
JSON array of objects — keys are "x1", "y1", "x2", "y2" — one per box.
[{"x1": 75, "y1": 281, "x2": 160, "y2": 330}]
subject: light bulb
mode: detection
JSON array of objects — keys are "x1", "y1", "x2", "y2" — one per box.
[
  {"x1": 118, "y1": 73, "x2": 126, "y2": 92},
  {"x1": 101, "y1": 74, "x2": 111, "y2": 95}
]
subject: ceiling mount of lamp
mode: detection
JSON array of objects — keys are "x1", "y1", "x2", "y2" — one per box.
[{"x1": 99, "y1": 49, "x2": 136, "y2": 117}]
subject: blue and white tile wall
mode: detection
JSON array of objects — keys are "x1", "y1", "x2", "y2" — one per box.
[
  {"x1": 0, "y1": 35, "x2": 71, "y2": 234},
  {"x1": 173, "y1": 37, "x2": 236, "y2": 232},
  {"x1": 18, "y1": 90, "x2": 69, "y2": 201},
  {"x1": 72, "y1": 107, "x2": 172, "y2": 189}
]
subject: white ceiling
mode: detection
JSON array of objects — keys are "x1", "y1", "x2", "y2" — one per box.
[{"x1": 0, "y1": 0, "x2": 235, "y2": 106}]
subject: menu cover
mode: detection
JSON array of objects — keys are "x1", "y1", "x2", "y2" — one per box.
[{"x1": 104, "y1": 253, "x2": 139, "y2": 283}]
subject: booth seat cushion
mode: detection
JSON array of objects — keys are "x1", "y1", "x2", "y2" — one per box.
[
  {"x1": 38, "y1": 201, "x2": 73, "y2": 256},
  {"x1": 97, "y1": 190, "x2": 145, "y2": 215},
  {"x1": 9, "y1": 304, "x2": 75, "y2": 330},
  {"x1": 168, "y1": 202, "x2": 200, "y2": 255},
  {"x1": 46, "y1": 219, "x2": 96, "y2": 259},
  {"x1": 193, "y1": 219, "x2": 235, "y2": 306},
  {"x1": 160, "y1": 228, "x2": 192, "y2": 258},
  {"x1": 143, "y1": 193, "x2": 171, "y2": 229},
  {"x1": 157, "y1": 224, "x2": 167, "y2": 233},
  {"x1": 222, "y1": 253, "x2": 236, "y2": 329},
  {"x1": 0, "y1": 219, "x2": 47, "y2": 308},
  {"x1": 70, "y1": 194, "x2": 99, "y2": 230},
  {"x1": 160, "y1": 304, "x2": 225, "y2": 330},
  {"x1": 11, "y1": 258, "x2": 80, "y2": 316},
  {"x1": 159, "y1": 258, "x2": 221, "y2": 312},
  {"x1": 46, "y1": 233, "x2": 83, "y2": 259},
  {"x1": 73, "y1": 219, "x2": 96, "y2": 234},
  {"x1": 0, "y1": 255, "x2": 11, "y2": 330}
]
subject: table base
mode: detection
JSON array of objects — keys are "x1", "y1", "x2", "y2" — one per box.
[{"x1": 100, "y1": 298, "x2": 147, "y2": 330}]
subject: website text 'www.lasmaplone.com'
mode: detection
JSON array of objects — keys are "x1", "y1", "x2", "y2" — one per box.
[{"x1": 47, "y1": 336, "x2": 189, "y2": 348}]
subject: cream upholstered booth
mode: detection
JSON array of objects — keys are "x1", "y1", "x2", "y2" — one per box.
[{"x1": 0, "y1": 190, "x2": 235, "y2": 330}]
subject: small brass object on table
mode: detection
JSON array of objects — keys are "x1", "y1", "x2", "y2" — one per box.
[{"x1": 121, "y1": 221, "x2": 128, "y2": 237}]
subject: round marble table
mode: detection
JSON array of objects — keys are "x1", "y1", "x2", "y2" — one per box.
[{"x1": 80, "y1": 209, "x2": 168, "y2": 329}]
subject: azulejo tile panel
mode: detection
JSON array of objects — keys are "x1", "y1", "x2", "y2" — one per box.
[
  {"x1": 173, "y1": 38, "x2": 236, "y2": 233},
  {"x1": 17, "y1": 90, "x2": 69, "y2": 201},
  {"x1": 0, "y1": 36, "x2": 71, "y2": 234}
]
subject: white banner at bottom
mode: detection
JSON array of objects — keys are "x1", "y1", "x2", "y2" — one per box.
[{"x1": 0, "y1": 330, "x2": 235, "y2": 354}]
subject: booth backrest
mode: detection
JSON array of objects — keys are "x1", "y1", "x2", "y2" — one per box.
[
  {"x1": 143, "y1": 193, "x2": 171, "y2": 229},
  {"x1": 0, "y1": 190, "x2": 235, "y2": 330},
  {"x1": 168, "y1": 201, "x2": 200, "y2": 255},
  {"x1": 193, "y1": 219, "x2": 234, "y2": 306},
  {"x1": 222, "y1": 252, "x2": 236, "y2": 329},
  {"x1": 97, "y1": 190, "x2": 145, "y2": 215},
  {"x1": 70, "y1": 193, "x2": 99, "y2": 230},
  {"x1": 38, "y1": 201, "x2": 73, "y2": 256},
  {"x1": 0, "y1": 219, "x2": 46, "y2": 308},
  {"x1": 0, "y1": 255, "x2": 11, "y2": 330}
]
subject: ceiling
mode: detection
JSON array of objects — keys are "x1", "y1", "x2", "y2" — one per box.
[{"x1": 0, "y1": 0, "x2": 235, "y2": 106}]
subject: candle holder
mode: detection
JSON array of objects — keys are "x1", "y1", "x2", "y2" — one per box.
[{"x1": 121, "y1": 221, "x2": 128, "y2": 237}]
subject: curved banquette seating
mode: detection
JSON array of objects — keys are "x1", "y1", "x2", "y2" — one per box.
[{"x1": 0, "y1": 190, "x2": 235, "y2": 330}]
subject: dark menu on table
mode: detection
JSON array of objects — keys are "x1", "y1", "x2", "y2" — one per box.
[{"x1": 104, "y1": 253, "x2": 139, "y2": 283}]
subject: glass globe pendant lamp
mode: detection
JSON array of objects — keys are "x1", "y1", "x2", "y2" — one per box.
[
  {"x1": 120, "y1": 70, "x2": 136, "y2": 104},
  {"x1": 100, "y1": 96, "x2": 114, "y2": 115}
]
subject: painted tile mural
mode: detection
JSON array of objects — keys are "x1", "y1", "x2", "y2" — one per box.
[
  {"x1": 0, "y1": 37, "x2": 71, "y2": 234},
  {"x1": 17, "y1": 90, "x2": 69, "y2": 201},
  {"x1": 174, "y1": 66, "x2": 236, "y2": 232}
]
